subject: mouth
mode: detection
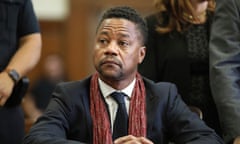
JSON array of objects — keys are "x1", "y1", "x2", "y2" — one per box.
[{"x1": 101, "y1": 60, "x2": 120, "y2": 66}]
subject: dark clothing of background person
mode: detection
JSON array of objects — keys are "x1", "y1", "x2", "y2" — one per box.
[
  {"x1": 0, "y1": 0, "x2": 40, "y2": 143},
  {"x1": 29, "y1": 54, "x2": 66, "y2": 111},
  {"x1": 30, "y1": 77, "x2": 57, "y2": 111},
  {"x1": 139, "y1": 12, "x2": 222, "y2": 136},
  {"x1": 23, "y1": 76, "x2": 223, "y2": 144},
  {"x1": 210, "y1": 0, "x2": 240, "y2": 143}
]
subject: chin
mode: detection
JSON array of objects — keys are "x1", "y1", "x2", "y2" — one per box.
[
  {"x1": 100, "y1": 70, "x2": 123, "y2": 80},
  {"x1": 99, "y1": 70, "x2": 116, "y2": 77}
]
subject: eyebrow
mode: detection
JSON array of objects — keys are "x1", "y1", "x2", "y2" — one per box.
[
  {"x1": 99, "y1": 31, "x2": 132, "y2": 39},
  {"x1": 117, "y1": 32, "x2": 131, "y2": 39},
  {"x1": 98, "y1": 31, "x2": 109, "y2": 36}
]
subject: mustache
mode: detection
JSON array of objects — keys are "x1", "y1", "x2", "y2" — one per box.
[{"x1": 99, "y1": 56, "x2": 122, "y2": 67}]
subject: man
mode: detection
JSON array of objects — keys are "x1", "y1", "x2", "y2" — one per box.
[
  {"x1": 0, "y1": 0, "x2": 41, "y2": 143},
  {"x1": 24, "y1": 6, "x2": 223, "y2": 144},
  {"x1": 210, "y1": 0, "x2": 240, "y2": 144}
]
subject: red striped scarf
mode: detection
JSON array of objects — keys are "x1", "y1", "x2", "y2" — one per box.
[{"x1": 90, "y1": 72, "x2": 147, "y2": 144}]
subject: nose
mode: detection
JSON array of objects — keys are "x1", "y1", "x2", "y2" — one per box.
[{"x1": 104, "y1": 41, "x2": 118, "y2": 56}]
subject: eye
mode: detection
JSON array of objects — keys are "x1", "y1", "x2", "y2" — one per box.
[
  {"x1": 118, "y1": 41, "x2": 129, "y2": 47},
  {"x1": 99, "y1": 38, "x2": 108, "y2": 44}
]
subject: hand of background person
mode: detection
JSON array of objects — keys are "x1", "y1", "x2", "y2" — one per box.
[
  {"x1": 234, "y1": 136, "x2": 240, "y2": 144},
  {"x1": 0, "y1": 72, "x2": 14, "y2": 106},
  {"x1": 114, "y1": 135, "x2": 153, "y2": 144}
]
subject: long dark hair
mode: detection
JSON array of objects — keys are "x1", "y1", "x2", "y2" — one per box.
[{"x1": 154, "y1": 0, "x2": 215, "y2": 33}]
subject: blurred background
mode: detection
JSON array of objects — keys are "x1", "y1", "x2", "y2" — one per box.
[{"x1": 29, "y1": 0, "x2": 154, "y2": 83}]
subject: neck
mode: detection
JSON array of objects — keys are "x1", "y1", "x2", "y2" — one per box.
[
  {"x1": 99, "y1": 75, "x2": 136, "y2": 90},
  {"x1": 184, "y1": 0, "x2": 208, "y2": 24},
  {"x1": 183, "y1": 11, "x2": 207, "y2": 24},
  {"x1": 191, "y1": 1, "x2": 208, "y2": 15}
]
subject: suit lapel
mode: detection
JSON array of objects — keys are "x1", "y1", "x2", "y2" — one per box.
[
  {"x1": 145, "y1": 82, "x2": 159, "y2": 135},
  {"x1": 81, "y1": 79, "x2": 93, "y2": 143}
]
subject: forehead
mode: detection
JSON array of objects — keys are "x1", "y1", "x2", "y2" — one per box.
[{"x1": 97, "y1": 18, "x2": 138, "y2": 36}]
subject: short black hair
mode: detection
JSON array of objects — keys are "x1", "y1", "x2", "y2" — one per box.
[{"x1": 97, "y1": 6, "x2": 148, "y2": 45}]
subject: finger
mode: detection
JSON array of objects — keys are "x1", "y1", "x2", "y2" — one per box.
[
  {"x1": 0, "y1": 96, "x2": 3, "y2": 106},
  {"x1": 114, "y1": 135, "x2": 136, "y2": 144},
  {"x1": 114, "y1": 135, "x2": 153, "y2": 144},
  {"x1": 0, "y1": 96, "x2": 8, "y2": 106},
  {"x1": 138, "y1": 137, "x2": 154, "y2": 144},
  {"x1": 234, "y1": 136, "x2": 240, "y2": 144}
]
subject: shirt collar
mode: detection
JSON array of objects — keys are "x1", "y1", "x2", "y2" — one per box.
[{"x1": 98, "y1": 78, "x2": 136, "y2": 99}]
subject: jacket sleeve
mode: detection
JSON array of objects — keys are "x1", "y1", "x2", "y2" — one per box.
[
  {"x1": 166, "y1": 84, "x2": 224, "y2": 144},
  {"x1": 23, "y1": 83, "x2": 86, "y2": 144},
  {"x1": 209, "y1": 0, "x2": 240, "y2": 143}
]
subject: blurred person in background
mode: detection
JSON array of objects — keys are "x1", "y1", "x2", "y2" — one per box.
[
  {"x1": 0, "y1": 0, "x2": 41, "y2": 143},
  {"x1": 23, "y1": 54, "x2": 67, "y2": 125},
  {"x1": 139, "y1": 0, "x2": 222, "y2": 137},
  {"x1": 210, "y1": 0, "x2": 240, "y2": 143}
]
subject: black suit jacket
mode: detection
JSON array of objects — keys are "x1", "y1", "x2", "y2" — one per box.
[{"x1": 23, "y1": 76, "x2": 223, "y2": 144}]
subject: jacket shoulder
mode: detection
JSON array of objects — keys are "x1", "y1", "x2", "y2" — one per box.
[
  {"x1": 143, "y1": 77, "x2": 178, "y2": 97},
  {"x1": 57, "y1": 77, "x2": 91, "y2": 91},
  {"x1": 53, "y1": 76, "x2": 91, "y2": 101}
]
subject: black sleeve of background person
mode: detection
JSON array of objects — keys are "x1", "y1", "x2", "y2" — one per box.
[{"x1": 17, "y1": 0, "x2": 40, "y2": 38}]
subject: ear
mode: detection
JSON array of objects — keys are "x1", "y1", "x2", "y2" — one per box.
[{"x1": 138, "y1": 46, "x2": 146, "y2": 64}]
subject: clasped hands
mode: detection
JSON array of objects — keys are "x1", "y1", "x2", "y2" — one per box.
[{"x1": 114, "y1": 135, "x2": 153, "y2": 144}]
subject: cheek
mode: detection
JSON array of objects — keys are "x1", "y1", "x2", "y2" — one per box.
[
  {"x1": 93, "y1": 48, "x2": 98, "y2": 60},
  {"x1": 133, "y1": 49, "x2": 142, "y2": 60},
  {"x1": 124, "y1": 52, "x2": 139, "y2": 65},
  {"x1": 93, "y1": 48, "x2": 103, "y2": 61}
]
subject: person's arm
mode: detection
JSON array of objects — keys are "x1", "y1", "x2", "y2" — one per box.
[
  {"x1": 6, "y1": 33, "x2": 41, "y2": 79},
  {"x1": 0, "y1": 0, "x2": 42, "y2": 106},
  {"x1": 6, "y1": 0, "x2": 42, "y2": 77},
  {"x1": 209, "y1": 0, "x2": 240, "y2": 143},
  {"x1": 166, "y1": 84, "x2": 223, "y2": 144},
  {"x1": 0, "y1": 34, "x2": 41, "y2": 106}
]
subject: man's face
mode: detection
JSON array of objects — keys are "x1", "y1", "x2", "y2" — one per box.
[{"x1": 93, "y1": 18, "x2": 145, "y2": 82}]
